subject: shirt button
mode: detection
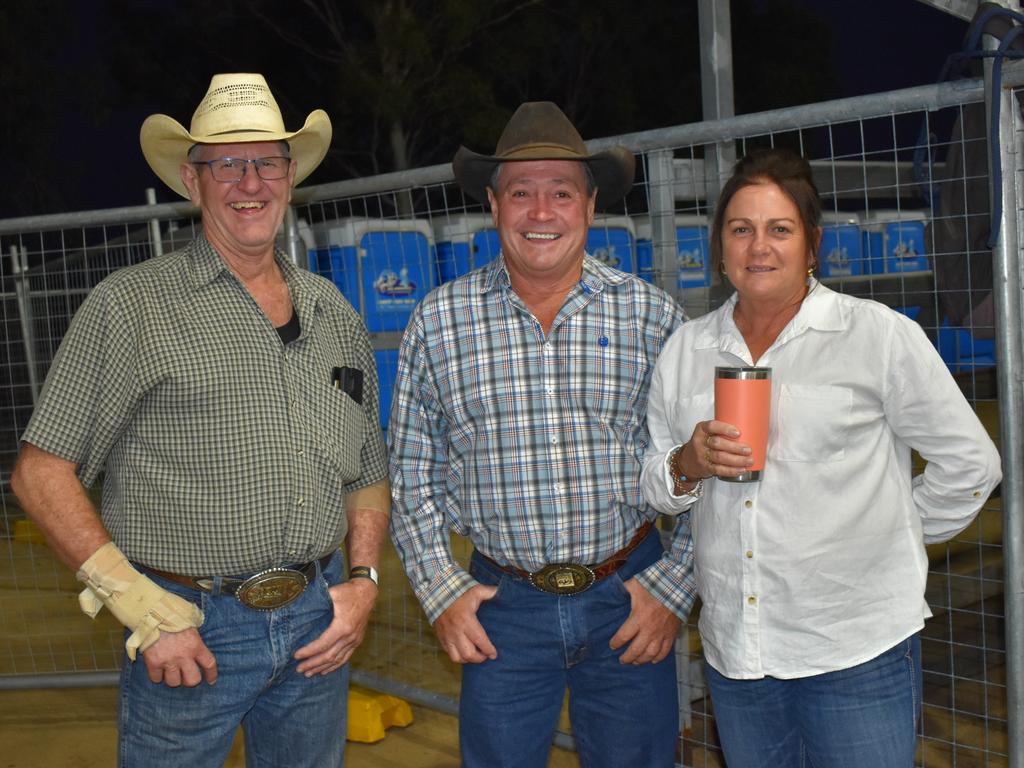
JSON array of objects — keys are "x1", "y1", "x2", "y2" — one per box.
[
  {"x1": 748, "y1": 596, "x2": 757, "y2": 605},
  {"x1": 297, "y1": 497, "x2": 305, "y2": 507},
  {"x1": 744, "y1": 500, "x2": 753, "y2": 509},
  {"x1": 550, "y1": 436, "x2": 558, "y2": 445},
  {"x1": 297, "y1": 449, "x2": 305, "y2": 457},
  {"x1": 746, "y1": 550, "x2": 754, "y2": 559},
  {"x1": 973, "y1": 490, "x2": 981, "y2": 498}
]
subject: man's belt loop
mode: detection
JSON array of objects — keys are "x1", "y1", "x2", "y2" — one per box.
[{"x1": 479, "y1": 520, "x2": 654, "y2": 596}]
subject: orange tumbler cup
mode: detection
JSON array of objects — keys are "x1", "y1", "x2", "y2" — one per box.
[{"x1": 714, "y1": 367, "x2": 771, "y2": 482}]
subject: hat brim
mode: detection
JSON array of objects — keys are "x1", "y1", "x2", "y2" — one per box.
[
  {"x1": 452, "y1": 145, "x2": 635, "y2": 210},
  {"x1": 140, "y1": 109, "x2": 332, "y2": 199}
]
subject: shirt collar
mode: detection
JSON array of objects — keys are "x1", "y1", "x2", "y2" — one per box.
[
  {"x1": 693, "y1": 279, "x2": 849, "y2": 350},
  {"x1": 185, "y1": 233, "x2": 229, "y2": 288},
  {"x1": 185, "y1": 232, "x2": 303, "y2": 292},
  {"x1": 479, "y1": 252, "x2": 629, "y2": 295},
  {"x1": 184, "y1": 232, "x2": 321, "y2": 329}
]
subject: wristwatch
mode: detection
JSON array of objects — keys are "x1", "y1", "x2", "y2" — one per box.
[
  {"x1": 668, "y1": 445, "x2": 704, "y2": 499},
  {"x1": 349, "y1": 565, "x2": 379, "y2": 586}
]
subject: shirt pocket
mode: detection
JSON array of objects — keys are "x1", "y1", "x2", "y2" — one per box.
[
  {"x1": 774, "y1": 384, "x2": 852, "y2": 463},
  {"x1": 317, "y1": 387, "x2": 366, "y2": 482}
]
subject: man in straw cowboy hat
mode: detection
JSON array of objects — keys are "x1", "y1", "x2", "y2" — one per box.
[
  {"x1": 389, "y1": 102, "x2": 690, "y2": 766},
  {"x1": 12, "y1": 73, "x2": 389, "y2": 767}
]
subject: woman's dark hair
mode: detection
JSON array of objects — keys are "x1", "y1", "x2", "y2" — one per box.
[{"x1": 709, "y1": 148, "x2": 822, "y2": 273}]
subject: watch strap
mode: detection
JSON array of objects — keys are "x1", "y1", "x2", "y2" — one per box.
[{"x1": 349, "y1": 565, "x2": 379, "y2": 586}]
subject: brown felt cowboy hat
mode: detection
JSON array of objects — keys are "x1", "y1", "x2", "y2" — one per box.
[
  {"x1": 452, "y1": 101, "x2": 635, "y2": 210},
  {"x1": 140, "y1": 73, "x2": 332, "y2": 199}
]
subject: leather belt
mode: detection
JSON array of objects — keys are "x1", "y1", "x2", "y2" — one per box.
[
  {"x1": 144, "y1": 553, "x2": 334, "y2": 611},
  {"x1": 478, "y1": 520, "x2": 654, "y2": 596}
]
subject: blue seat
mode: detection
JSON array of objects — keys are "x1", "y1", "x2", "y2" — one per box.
[{"x1": 936, "y1": 319, "x2": 996, "y2": 373}]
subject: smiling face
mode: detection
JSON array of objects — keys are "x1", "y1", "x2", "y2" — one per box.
[
  {"x1": 720, "y1": 180, "x2": 820, "y2": 307},
  {"x1": 179, "y1": 140, "x2": 297, "y2": 265},
  {"x1": 486, "y1": 159, "x2": 596, "y2": 288}
]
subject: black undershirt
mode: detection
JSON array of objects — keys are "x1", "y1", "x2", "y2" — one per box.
[{"x1": 276, "y1": 310, "x2": 301, "y2": 344}]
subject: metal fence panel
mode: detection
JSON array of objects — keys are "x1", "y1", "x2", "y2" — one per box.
[{"x1": 0, "y1": 74, "x2": 1020, "y2": 767}]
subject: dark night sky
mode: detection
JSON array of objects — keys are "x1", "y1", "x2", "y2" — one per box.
[
  {"x1": 18, "y1": 0, "x2": 973, "y2": 217},
  {"x1": 810, "y1": 1, "x2": 968, "y2": 96}
]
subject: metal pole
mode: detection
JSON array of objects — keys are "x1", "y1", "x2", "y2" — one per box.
[
  {"x1": 698, "y1": 0, "x2": 737, "y2": 206},
  {"x1": 3, "y1": 77, "x2": 1024, "y2": 241},
  {"x1": 145, "y1": 188, "x2": 164, "y2": 259},
  {"x1": 646, "y1": 149, "x2": 679, "y2": 297},
  {"x1": 991, "y1": 75, "x2": 1024, "y2": 768},
  {"x1": 10, "y1": 245, "x2": 40, "y2": 404},
  {"x1": 0, "y1": 671, "x2": 119, "y2": 690},
  {"x1": 283, "y1": 205, "x2": 302, "y2": 267}
]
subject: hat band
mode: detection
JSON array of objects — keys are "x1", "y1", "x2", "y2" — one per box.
[
  {"x1": 499, "y1": 143, "x2": 588, "y2": 160},
  {"x1": 205, "y1": 127, "x2": 281, "y2": 137}
]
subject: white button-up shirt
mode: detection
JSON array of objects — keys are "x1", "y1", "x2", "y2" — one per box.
[{"x1": 641, "y1": 282, "x2": 1002, "y2": 679}]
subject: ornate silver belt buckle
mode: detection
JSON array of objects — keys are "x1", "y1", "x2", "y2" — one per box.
[
  {"x1": 529, "y1": 563, "x2": 595, "y2": 595},
  {"x1": 236, "y1": 568, "x2": 308, "y2": 610}
]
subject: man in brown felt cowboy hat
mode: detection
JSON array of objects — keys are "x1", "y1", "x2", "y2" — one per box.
[
  {"x1": 389, "y1": 101, "x2": 690, "y2": 766},
  {"x1": 12, "y1": 73, "x2": 389, "y2": 767}
]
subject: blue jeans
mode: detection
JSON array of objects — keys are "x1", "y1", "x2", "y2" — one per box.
[
  {"x1": 460, "y1": 530, "x2": 679, "y2": 768},
  {"x1": 704, "y1": 634, "x2": 922, "y2": 768},
  {"x1": 118, "y1": 553, "x2": 348, "y2": 768}
]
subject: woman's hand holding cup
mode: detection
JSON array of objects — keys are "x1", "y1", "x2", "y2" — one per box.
[{"x1": 678, "y1": 420, "x2": 754, "y2": 480}]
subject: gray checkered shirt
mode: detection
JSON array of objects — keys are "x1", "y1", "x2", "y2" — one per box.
[{"x1": 22, "y1": 235, "x2": 387, "y2": 574}]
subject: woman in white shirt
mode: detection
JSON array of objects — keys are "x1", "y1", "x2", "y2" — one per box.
[{"x1": 641, "y1": 148, "x2": 1001, "y2": 767}]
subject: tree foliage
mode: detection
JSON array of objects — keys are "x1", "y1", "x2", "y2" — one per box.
[{"x1": 4, "y1": 0, "x2": 840, "y2": 214}]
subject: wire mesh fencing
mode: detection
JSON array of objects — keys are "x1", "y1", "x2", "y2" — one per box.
[{"x1": 0, "y1": 74, "x2": 1019, "y2": 767}]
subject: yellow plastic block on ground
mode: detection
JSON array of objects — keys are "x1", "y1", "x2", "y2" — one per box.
[
  {"x1": 346, "y1": 685, "x2": 414, "y2": 743},
  {"x1": 12, "y1": 519, "x2": 46, "y2": 545}
]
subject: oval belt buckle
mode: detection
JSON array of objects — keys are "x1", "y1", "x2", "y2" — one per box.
[
  {"x1": 530, "y1": 563, "x2": 596, "y2": 596},
  {"x1": 236, "y1": 568, "x2": 308, "y2": 610}
]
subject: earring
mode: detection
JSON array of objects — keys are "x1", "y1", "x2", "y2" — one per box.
[{"x1": 807, "y1": 262, "x2": 816, "y2": 277}]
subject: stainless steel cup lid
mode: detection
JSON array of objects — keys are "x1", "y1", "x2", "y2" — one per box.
[{"x1": 715, "y1": 366, "x2": 771, "y2": 380}]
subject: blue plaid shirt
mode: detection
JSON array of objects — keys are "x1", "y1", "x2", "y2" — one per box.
[{"x1": 388, "y1": 255, "x2": 693, "y2": 622}]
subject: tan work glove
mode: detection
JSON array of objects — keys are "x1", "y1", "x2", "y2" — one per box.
[{"x1": 76, "y1": 542, "x2": 204, "y2": 661}]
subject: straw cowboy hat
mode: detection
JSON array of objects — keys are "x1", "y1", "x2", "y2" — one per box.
[
  {"x1": 140, "y1": 73, "x2": 332, "y2": 199},
  {"x1": 452, "y1": 101, "x2": 635, "y2": 210}
]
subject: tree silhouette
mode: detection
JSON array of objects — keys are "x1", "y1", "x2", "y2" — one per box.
[{"x1": 3, "y1": 0, "x2": 840, "y2": 215}]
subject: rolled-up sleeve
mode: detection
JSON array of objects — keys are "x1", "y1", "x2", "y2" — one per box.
[{"x1": 883, "y1": 316, "x2": 1002, "y2": 544}]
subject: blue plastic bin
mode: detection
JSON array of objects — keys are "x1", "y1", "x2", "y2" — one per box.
[
  {"x1": 818, "y1": 212, "x2": 863, "y2": 278},
  {"x1": 861, "y1": 211, "x2": 930, "y2": 274},
  {"x1": 586, "y1": 216, "x2": 637, "y2": 274},
  {"x1": 309, "y1": 219, "x2": 435, "y2": 333},
  {"x1": 635, "y1": 215, "x2": 711, "y2": 288},
  {"x1": 433, "y1": 214, "x2": 500, "y2": 283}
]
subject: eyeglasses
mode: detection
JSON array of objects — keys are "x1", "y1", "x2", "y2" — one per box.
[{"x1": 192, "y1": 156, "x2": 292, "y2": 182}]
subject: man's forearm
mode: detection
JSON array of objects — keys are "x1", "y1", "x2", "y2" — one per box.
[
  {"x1": 12, "y1": 443, "x2": 205, "y2": 660},
  {"x1": 344, "y1": 479, "x2": 391, "y2": 570},
  {"x1": 11, "y1": 442, "x2": 111, "y2": 569}
]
